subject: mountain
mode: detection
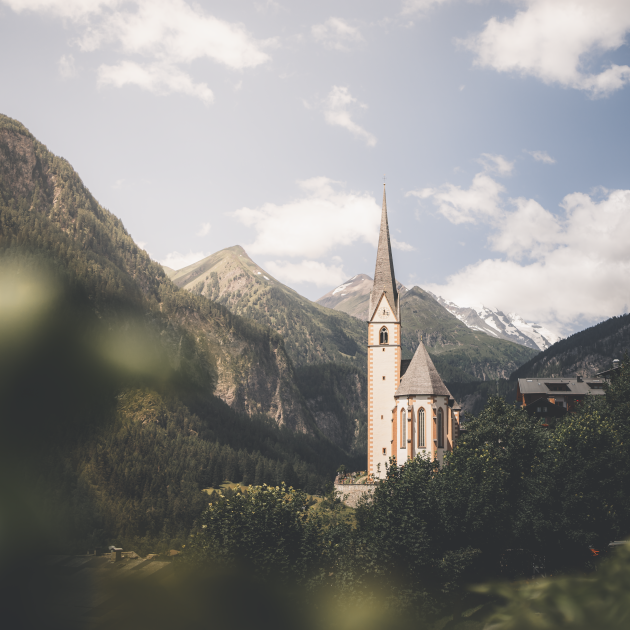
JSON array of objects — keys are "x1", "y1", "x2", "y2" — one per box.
[
  {"x1": 169, "y1": 247, "x2": 367, "y2": 369},
  {"x1": 166, "y1": 247, "x2": 368, "y2": 453},
  {"x1": 511, "y1": 313, "x2": 630, "y2": 380},
  {"x1": 399, "y1": 287, "x2": 538, "y2": 381},
  {"x1": 317, "y1": 273, "x2": 407, "y2": 320},
  {"x1": 317, "y1": 277, "x2": 538, "y2": 381},
  {"x1": 430, "y1": 295, "x2": 560, "y2": 352},
  {"x1": 0, "y1": 113, "x2": 360, "y2": 552}
]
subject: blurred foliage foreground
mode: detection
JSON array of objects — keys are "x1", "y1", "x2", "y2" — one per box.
[{"x1": 3, "y1": 262, "x2": 630, "y2": 628}]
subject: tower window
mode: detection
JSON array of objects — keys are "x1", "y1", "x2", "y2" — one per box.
[
  {"x1": 382, "y1": 376, "x2": 385, "y2": 380},
  {"x1": 379, "y1": 327, "x2": 389, "y2": 344},
  {"x1": 382, "y1": 448, "x2": 386, "y2": 455},
  {"x1": 401, "y1": 408, "x2": 407, "y2": 447},
  {"x1": 418, "y1": 408, "x2": 425, "y2": 448},
  {"x1": 437, "y1": 408, "x2": 444, "y2": 449}
]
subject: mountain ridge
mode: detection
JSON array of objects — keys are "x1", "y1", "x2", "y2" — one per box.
[
  {"x1": 318, "y1": 274, "x2": 556, "y2": 352},
  {"x1": 0, "y1": 112, "x2": 361, "y2": 552}
]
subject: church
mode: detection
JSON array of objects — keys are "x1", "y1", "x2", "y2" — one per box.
[{"x1": 367, "y1": 185, "x2": 461, "y2": 477}]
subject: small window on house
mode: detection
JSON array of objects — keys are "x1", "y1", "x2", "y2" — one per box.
[
  {"x1": 401, "y1": 408, "x2": 407, "y2": 447},
  {"x1": 418, "y1": 408, "x2": 425, "y2": 448},
  {"x1": 382, "y1": 376, "x2": 386, "y2": 380},
  {"x1": 380, "y1": 327, "x2": 389, "y2": 344},
  {"x1": 437, "y1": 408, "x2": 444, "y2": 448},
  {"x1": 382, "y1": 447, "x2": 386, "y2": 455},
  {"x1": 543, "y1": 407, "x2": 548, "y2": 412},
  {"x1": 537, "y1": 407, "x2": 541, "y2": 412}
]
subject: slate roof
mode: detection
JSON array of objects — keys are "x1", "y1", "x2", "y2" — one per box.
[
  {"x1": 395, "y1": 342, "x2": 451, "y2": 397},
  {"x1": 369, "y1": 185, "x2": 398, "y2": 321},
  {"x1": 517, "y1": 377, "x2": 605, "y2": 396}
]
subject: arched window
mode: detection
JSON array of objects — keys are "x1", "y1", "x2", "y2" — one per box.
[
  {"x1": 437, "y1": 408, "x2": 444, "y2": 448},
  {"x1": 401, "y1": 408, "x2": 407, "y2": 447},
  {"x1": 418, "y1": 408, "x2": 425, "y2": 448},
  {"x1": 379, "y1": 327, "x2": 388, "y2": 344}
]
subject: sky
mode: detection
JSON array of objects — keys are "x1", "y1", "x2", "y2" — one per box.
[{"x1": 1, "y1": 0, "x2": 630, "y2": 337}]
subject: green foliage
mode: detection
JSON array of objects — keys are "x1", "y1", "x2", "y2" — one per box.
[
  {"x1": 187, "y1": 484, "x2": 325, "y2": 580},
  {"x1": 477, "y1": 544, "x2": 630, "y2": 629}
]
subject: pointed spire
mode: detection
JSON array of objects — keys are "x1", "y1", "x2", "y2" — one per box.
[
  {"x1": 369, "y1": 183, "x2": 398, "y2": 320},
  {"x1": 395, "y1": 342, "x2": 451, "y2": 397}
]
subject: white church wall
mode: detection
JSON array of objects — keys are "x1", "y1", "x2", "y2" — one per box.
[{"x1": 368, "y1": 294, "x2": 400, "y2": 478}]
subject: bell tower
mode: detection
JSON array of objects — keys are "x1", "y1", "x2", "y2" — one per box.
[{"x1": 368, "y1": 184, "x2": 401, "y2": 478}]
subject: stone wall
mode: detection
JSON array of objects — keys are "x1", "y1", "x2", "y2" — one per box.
[{"x1": 334, "y1": 483, "x2": 376, "y2": 508}]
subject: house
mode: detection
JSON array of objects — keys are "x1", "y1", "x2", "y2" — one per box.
[{"x1": 516, "y1": 376, "x2": 606, "y2": 418}]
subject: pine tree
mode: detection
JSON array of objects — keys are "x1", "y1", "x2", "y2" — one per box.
[
  {"x1": 211, "y1": 459, "x2": 224, "y2": 489},
  {"x1": 254, "y1": 459, "x2": 265, "y2": 486},
  {"x1": 242, "y1": 456, "x2": 256, "y2": 486},
  {"x1": 280, "y1": 462, "x2": 299, "y2": 489}
]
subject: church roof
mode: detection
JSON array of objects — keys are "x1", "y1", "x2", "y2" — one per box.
[
  {"x1": 395, "y1": 342, "x2": 451, "y2": 398},
  {"x1": 369, "y1": 185, "x2": 398, "y2": 321}
]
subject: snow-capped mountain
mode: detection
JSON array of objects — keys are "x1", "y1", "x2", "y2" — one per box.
[{"x1": 430, "y1": 295, "x2": 560, "y2": 351}]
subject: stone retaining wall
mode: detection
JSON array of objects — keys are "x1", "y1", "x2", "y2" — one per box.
[{"x1": 334, "y1": 483, "x2": 376, "y2": 508}]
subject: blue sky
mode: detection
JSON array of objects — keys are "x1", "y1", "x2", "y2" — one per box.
[{"x1": 1, "y1": 0, "x2": 630, "y2": 336}]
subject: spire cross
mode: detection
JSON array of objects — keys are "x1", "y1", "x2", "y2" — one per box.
[{"x1": 383, "y1": 174, "x2": 386, "y2": 186}]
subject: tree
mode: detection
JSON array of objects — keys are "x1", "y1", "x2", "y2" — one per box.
[
  {"x1": 254, "y1": 459, "x2": 265, "y2": 486},
  {"x1": 186, "y1": 484, "x2": 322, "y2": 582}
]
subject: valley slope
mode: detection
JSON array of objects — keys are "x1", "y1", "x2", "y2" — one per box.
[
  {"x1": 0, "y1": 113, "x2": 360, "y2": 552},
  {"x1": 168, "y1": 247, "x2": 369, "y2": 453}
]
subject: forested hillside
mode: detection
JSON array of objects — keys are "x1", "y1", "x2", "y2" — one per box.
[
  {"x1": 511, "y1": 313, "x2": 630, "y2": 379},
  {"x1": 0, "y1": 113, "x2": 360, "y2": 552},
  {"x1": 169, "y1": 246, "x2": 368, "y2": 452},
  {"x1": 401, "y1": 287, "x2": 538, "y2": 381},
  {"x1": 170, "y1": 246, "x2": 367, "y2": 368}
]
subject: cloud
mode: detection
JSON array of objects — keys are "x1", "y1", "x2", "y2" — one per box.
[
  {"x1": 401, "y1": 0, "x2": 452, "y2": 16},
  {"x1": 58, "y1": 54, "x2": 76, "y2": 78},
  {"x1": 463, "y1": 0, "x2": 630, "y2": 97},
  {"x1": 407, "y1": 154, "x2": 513, "y2": 225},
  {"x1": 78, "y1": 0, "x2": 274, "y2": 69},
  {"x1": 196, "y1": 222, "x2": 211, "y2": 237},
  {"x1": 312, "y1": 17, "x2": 364, "y2": 51},
  {"x1": 408, "y1": 173, "x2": 505, "y2": 225},
  {"x1": 232, "y1": 177, "x2": 381, "y2": 258},
  {"x1": 97, "y1": 61, "x2": 214, "y2": 104},
  {"x1": 391, "y1": 238, "x2": 415, "y2": 252},
  {"x1": 159, "y1": 250, "x2": 206, "y2": 270},
  {"x1": 323, "y1": 86, "x2": 376, "y2": 147},
  {"x1": 2, "y1": 0, "x2": 118, "y2": 19},
  {"x1": 417, "y1": 167, "x2": 630, "y2": 333},
  {"x1": 479, "y1": 153, "x2": 514, "y2": 176},
  {"x1": 526, "y1": 149, "x2": 556, "y2": 164},
  {"x1": 264, "y1": 260, "x2": 347, "y2": 287},
  {"x1": 4, "y1": 0, "x2": 273, "y2": 104}
]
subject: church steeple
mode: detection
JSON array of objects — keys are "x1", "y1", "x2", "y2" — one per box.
[{"x1": 369, "y1": 184, "x2": 398, "y2": 320}]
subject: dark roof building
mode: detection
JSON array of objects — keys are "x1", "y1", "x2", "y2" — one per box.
[{"x1": 516, "y1": 376, "x2": 605, "y2": 418}]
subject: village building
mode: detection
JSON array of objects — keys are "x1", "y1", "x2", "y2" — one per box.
[
  {"x1": 516, "y1": 376, "x2": 606, "y2": 419},
  {"x1": 367, "y1": 185, "x2": 461, "y2": 478}
]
